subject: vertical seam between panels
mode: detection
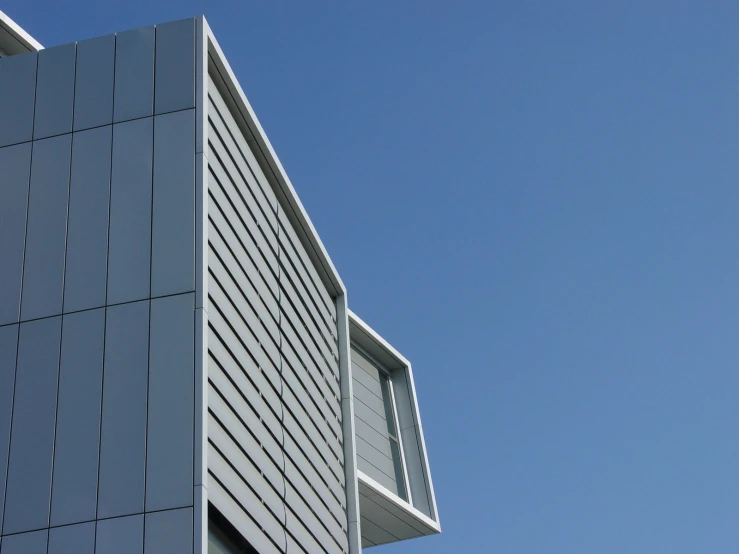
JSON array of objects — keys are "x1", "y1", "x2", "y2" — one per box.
[
  {"x1": 46, "y1": 317, "x2": 64, "y2": 554},
  {"x1": 47, "y1": 44, "x2": 78, "y2": 539},
  {"x1": 1, "y1": 51, "x2": 38, "y2": 537},
  {"x1": 0, "y1": 324, "x2": 21, "y2": 537},
  {"x1": 143, "y1": 24, "x2": 157, "y2": 553},
  {"x1": 95, "y1": 33, "x2": 116, "y2": 547},
  {"x1": 59, "y1": 44, "x2": 77, "y2": 316},
  {"x1": 16, "y1": 53, "x2": 38, "y2": 330}
]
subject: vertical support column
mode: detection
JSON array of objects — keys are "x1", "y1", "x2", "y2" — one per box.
[{"x1": 337, "y1": 293, "x2": 362, "y2": 554}]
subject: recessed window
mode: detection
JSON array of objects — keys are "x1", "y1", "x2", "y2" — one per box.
[{"x1": 351, "y1": 345, "x2": 411, "y2": 502}]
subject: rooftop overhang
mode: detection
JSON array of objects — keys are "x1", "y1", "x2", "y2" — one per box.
[
  {"x1": 348, "y1": 311, "x2": 441, "y2": 548},
  {"x1": 0, "y1": 10, "x2": 42, "y2": 56}
]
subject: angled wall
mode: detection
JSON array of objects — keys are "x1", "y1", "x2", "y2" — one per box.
[
  {"x1": 0, "y1": 18, "x2": 199, "y2": 553},
  {"x1": 204, "y1": 47, "x2": 350, "y2": 554}
]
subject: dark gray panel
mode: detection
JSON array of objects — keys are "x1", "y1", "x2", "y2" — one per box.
[
  {"x1": 356, "y1": 439, "x2": 396, "y2": 483},
  {"x1": 21, "y1": 134, "x2": 72, "y2": 321},
  {"x1": 0, "y1": 143, "x2": 31, "y2": 325},
  {"x1": 154, "y1": 19, "x2": 195, "y2": 114},
  {"x1": 97, "y1": 300, "x2": 149, "y2": 518},
  {"x1": 151, "y1": 110, "x2": 195, "y2": 297},
  {"x1": 107, "y1": 118, "x2": 153, "y2": 305},
  {"x1": 146, "y1": 293, "x2": 194, "y2": 511},
  {"x1": 354, "y1": 418, "x2": 393, "y2": 461},
  {"x1": 144, "y1": 507, "x2": 193, "y2": 554},
  {"x1": 34, "y1": 42, "x2": 76, "y2": 139},
  {"x1": 0, "y1": 529, "x2": 48, "y2": 554},
  {"x1": 50, "y1": 308, "x2": 105, "y2": 526},
  {"x1": 2, "y1": 317, "x2": 61, "y2": 535},
  {"x1": 48, "y1": 521, "x2": 95, "y2": 554},
  {"x1": 96, "y1": 514, "x2": 144, "y2": 554},
  {"x1": 353, "y1": 379, "x2": 386, "y2": 420},
  {"x1": 63, "y1": 126, "x2": 112, "y2": 313},
  {"x1": 400, "y1": 426, "x2": 432, "y2": 517},
  {"x1": 0, "y1": 52, "x2": 37, "y2": 147},
  {"x1": 0, "y1": 325, "x2": 18, "y2": 528},
  {"x1": 113, "y1": 26, "x2": 154, "y2": 122},
  {"x1": 74, "y1": 35, "x2": 115, "y2": 131},
  {"x1": 354, "y1": 397, "x2": 388, "y2": 437}
]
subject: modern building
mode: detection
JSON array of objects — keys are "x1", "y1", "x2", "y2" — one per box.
[{"x1": 0, "y1": 11, "x2": 440, "y2": 554}]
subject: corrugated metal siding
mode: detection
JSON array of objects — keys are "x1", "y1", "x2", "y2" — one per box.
[{"x1": 206, "y1": 71, "x2": 348, "y2": 554}]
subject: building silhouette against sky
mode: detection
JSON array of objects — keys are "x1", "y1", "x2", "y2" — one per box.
[{"x1": 0, "y1": 11, "x2": 439, "y2": 554}]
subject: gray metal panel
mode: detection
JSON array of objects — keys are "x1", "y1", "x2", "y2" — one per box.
[
  {"x1": 96, "y1": 514, "x2": 144, "y2": 554},
  {"x1": 2, "y1": 317, "x2": 61, "y2": 535},
  {"x1": 360, "y1": 516, "x2": 397, "y2": 547},
  {"x1": 0, "y1": 52, "x2": 37, "y2": 147},
  {"x1": 208, "y1": 204, "x2": 279, "y2": 316},
  {"x1": 208, "y1": 385, "x2": 283, "y2": 496},
  {"x1": 356, "y1": 439, "x2": 397, "y2": 494},
  {"x1": 207, "y1": 478, "x2": 284, "y2": 554},
  {"x1": 208, "y1": 445, "x2": 285, "y2": 546},
  {"x1": 400, "y1": 426, "x2": 431, "y2": 517},
  {"x1": 151, "y1": 110, "x2": 195, "y2": 297},
  {"x1": 48, "y1": 521, "x2": 95, "y2": 554},
  {"x1": 113, "y1": 26, "x2": 154, "y2": 123},
  {"x1": 283, "y1": 461, "x2": 347, "y2": 546},
  {"x1": 352, "y1": 352, "x2": 383, "y2": 387},
  {"x1": 0, "y1": 530, "x2": 48, "y2": 554},
  {"x1": 146, "y1": 293, "x2": 194, "y2": 511},
  {"x1": 284, "y1": 509, "x2": 325, "y2": 554},
  {"x1": 209, "y1": 280, "x2": 280, "y2": 394},
  {"x1": 207, "y1": 241, "x2": 280, "y2": 351},
  {"x1": 97, "y1": 300, "x2": 149, "y2": 518},
  {"x1": 209, "y1": 413, "x2": 285, "y2": 513},
  {"x1": 206, "y1": 76, "x2": 277, "y2": 211},
  {"x1": 354, "y1": 399, "x2": 388, "y2": 439},
  {"x1": 34, "y1": 42, "x2": 76, "y2": 140},
  {"x1": 50, "y1": 308, "x2": 104, "y2": 526},
  {"x1": 144, "y1": 507, "x2": 193, "y2": 554},
  {"x1": 279, "y1": 275, "x2": 339, "y2": 399},
  {"x1": 359, "y1": 495, "x2": 421, "y2": 541},
  {"x1": 355, "y1": 418, "x2": 394, "y2": 462},
  {"x1": 276, "y1": 207, "x2": 337, "y2": 337},
  {"x1": 73, "y1": 35, "x2": 115, "y2": 131},
  {"x1": 207, "y1": 127, "x2": 278, "y2": 256},
  {"x1": 284, "y1": 480, "x2": 345, "y2": 553},
  {"x1": 0, "y1": 325, "x2": 18, "y2": 528},
  {"x1": 63, "y1": 125, "x2": 112, "y2": 313},
  {"x1": 208, "y1": 349, "x2": 283, "y2": 469},
  {"x1": 21, "y1": 134, "x2": 72, "y2": 321},
  {"x1": 353, "y1": 380, "x2": 386, "y2": 421},
  {"x1": 0, "y1": 143, "x2": 31, "y2": 325},
  {"x1": 154, "y1": 19, "x2": 195, "y2": 115},
  {"x1": 107, "y1": 117, "x2": 153, "y2": 305}
]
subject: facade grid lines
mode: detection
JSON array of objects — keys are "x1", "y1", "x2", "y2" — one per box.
[{"x1": 0, "y1": 11, "x2": 440, "y2": 554}]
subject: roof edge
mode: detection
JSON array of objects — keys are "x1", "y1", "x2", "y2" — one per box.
[
  {"x1": 0, "y1": 9, "x2": 42, "y2": 54},
  {"x1": 202, "y1": 16, "x2": 346, "y2": 298}
]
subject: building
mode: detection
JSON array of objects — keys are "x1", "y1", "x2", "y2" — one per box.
[{"x1": 0, "y1": 11, "x2": 440, "y2": 554}]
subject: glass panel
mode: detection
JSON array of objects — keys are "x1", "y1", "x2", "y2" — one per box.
[{"x1": 380, "y1": 373, "x2": 397, "y2": 437}]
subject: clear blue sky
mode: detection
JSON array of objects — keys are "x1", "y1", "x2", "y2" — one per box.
[{"x1": 8, "y1": 2, "x2": 739, "y2": 552}]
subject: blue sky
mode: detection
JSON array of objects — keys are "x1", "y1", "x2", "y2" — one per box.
[{"x1": 8, "y1": 2, "x2": 739, "y2": 552}]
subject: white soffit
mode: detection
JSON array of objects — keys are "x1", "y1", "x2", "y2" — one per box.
[{"x1": 359, "y1": 471, "x2": 440, "y2": 539}]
